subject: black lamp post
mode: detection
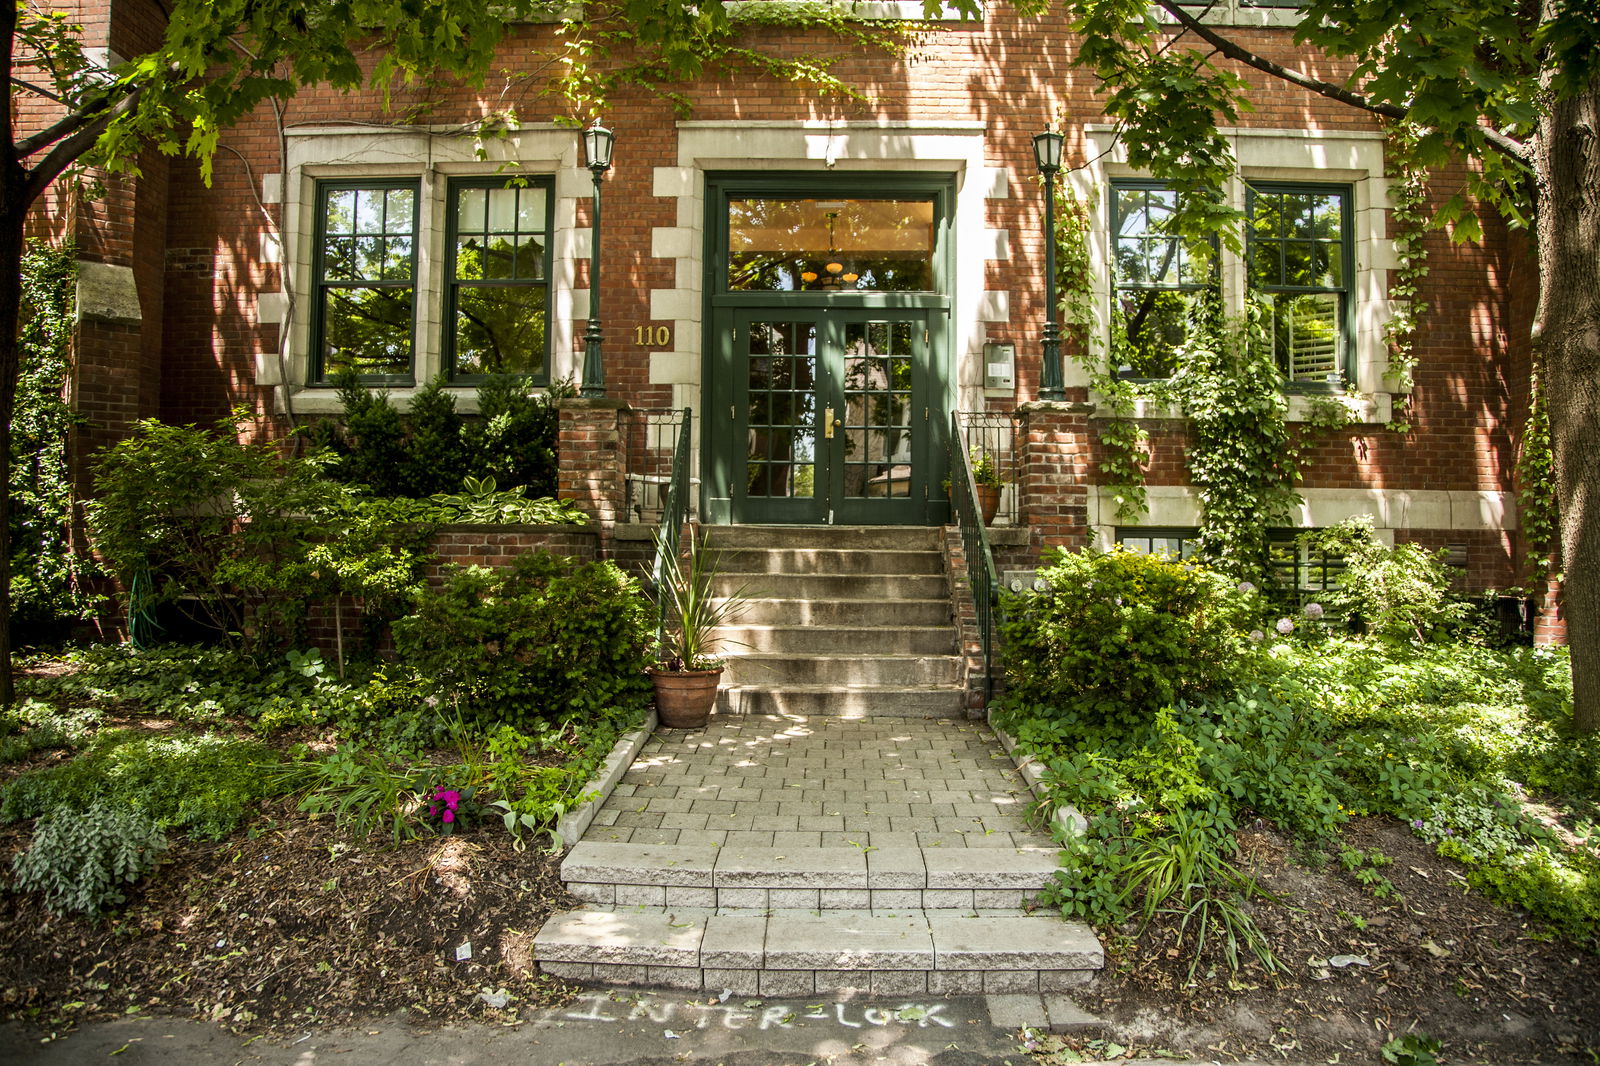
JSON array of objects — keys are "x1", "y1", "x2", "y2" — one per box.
[
  {"x1": 581, "y1": 121, "x2": 615, "y2": 398},
  {"x1": 1033, "y1": 129, "x2": 1065, "y2": 401}
]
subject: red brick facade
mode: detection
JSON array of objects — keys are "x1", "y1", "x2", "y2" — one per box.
[{"x1": 37, "y1": 1, "x2": 1554, "y2": 635}]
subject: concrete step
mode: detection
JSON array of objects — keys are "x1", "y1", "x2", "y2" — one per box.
[
  {"x1": 716, "y1": 547, "x2": 946, "y2": 576},
  {"x1": 721, "y1": 652, "x2": 961, "y2": 686},
  {"x1": 706, "y1": 525, "x2": 944, "y2": 551},
  {"x1": 714, "y1": 572, "x2": 948, "y2": 600},
  {"x1": 560, "y1": 843, "x2": 1060, "y2": 910},
  {"x1": 534, "y1": 906, "x2": 1103, "y2": 996},
  {"x1": 717, "y1": 683, "x2": 968, "y2": 718},
  {"x1": 732, "y1": 597, "x2": 951, "y2": 628},
  {"x1": 714, "y1": 624, "x2": 956, "y2": 656}
]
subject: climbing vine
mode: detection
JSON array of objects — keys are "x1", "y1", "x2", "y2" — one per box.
[
  {"x1": 1516, "y1": 362, "x2": 1559, "y2": 593},
  {"x1": 13, "y1": 242, "x2": 102, "y2": 642},
  {"x1": 1052, "y1": 176, "x2": 1356, "y2": 583},
  {"x1": 1382, "y1": 126, "x2": 1433, "y2": 434}
]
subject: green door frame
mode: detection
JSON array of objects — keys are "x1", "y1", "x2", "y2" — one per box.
[{"x1": 701, "y1": 172, "x2": 956, "y2": 525}]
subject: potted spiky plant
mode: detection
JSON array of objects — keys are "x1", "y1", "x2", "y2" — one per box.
[
  {"x1": 648, "y1": 530, "x2": 747, "y2": 729},
  {"x1": 970, "y1": 447, "x2": 1005, "y2": 526}
]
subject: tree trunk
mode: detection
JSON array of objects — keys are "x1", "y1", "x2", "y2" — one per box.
[{"x1": 1533, "y1": 67, "x2": 1600, "y2": 731}]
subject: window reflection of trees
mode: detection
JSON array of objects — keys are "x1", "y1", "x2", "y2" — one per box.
[
  {"x1": 745, "y1": 322, "x2": 817, "y2": 499},
  {"x1": 318, "y1": 185, "x2": 417, "y2": 378},
  {"x1": 450, "y1": 183, "x2": 550, "y2": 377},
  {"x1": 727, "y1": 198, "x2": 934, "y2": 293},
  {"x1": 843, "y1": 321, "x2": 913, "y2": 499}
]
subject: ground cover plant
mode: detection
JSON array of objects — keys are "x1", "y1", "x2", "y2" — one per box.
[
  {"x1": 0, "y1": 543, "x2": 653, "y2": 1032},
  {"x1": 997, "y1": 537, "x2": 1600, "y2": 1060}
]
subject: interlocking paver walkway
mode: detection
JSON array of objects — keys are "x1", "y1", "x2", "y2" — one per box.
[{"x1": 585, "y1": 715, "x2": 1053, "y2": 850}]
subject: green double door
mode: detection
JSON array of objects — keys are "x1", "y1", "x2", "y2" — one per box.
[{"x1": 713, "y1": 308, "x2": 945, "y2": 525}]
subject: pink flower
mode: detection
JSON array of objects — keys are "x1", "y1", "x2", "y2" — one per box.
[{"x1": 442, "y1": 810, "x2": 455, "y2": 824}]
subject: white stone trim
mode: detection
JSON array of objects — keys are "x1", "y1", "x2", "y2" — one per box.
[
  {"x1": 276, "y1": 124, "x2": 583, "y2": 414},
  {"x1": 1154, "y1": 1, "x2": 1303, "y2": 29},
  {"x1": 728, "y1": 0, "x2": 981, "y2": 19},
  {"x1": 75, "y1": 261, "x2": 140, "y2": 324},
  {"x1": 653, "y1": 119, "x2": 1002, "y2": 435},
  {"x1": 1070, "y1": 125, "x2": 1397, "y2": 423},
  {"x1": 1088, "y1": 485, "x2": 1518, "y2": 548}
]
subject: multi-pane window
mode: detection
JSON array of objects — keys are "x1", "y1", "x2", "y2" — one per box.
[
  {"x1": 1247, "y1": 184, "x2": 1351, "y2": 384},
  {"x1": 1116, "y1": 527, "x2": 1201, "y2": 560},
  {"x1": 1269, "y1": 532, "x2": 1346, "y2": 597},
  {"x1": 1110, "y1": 183, "x2": 1213, "y2": 378},
  {"x1": 313, "y1": 182, "x2": 418, "y2": 381},
  {"x1": 1106, "y1": 180, "x2": 1353, "y2": 386},
  {"x1": 448, "y1": 179, "x2": 552, "y2": 380}
]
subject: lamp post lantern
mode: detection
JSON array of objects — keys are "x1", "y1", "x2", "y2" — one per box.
[
  {"x1": 581, "y1": 122, "x2": 615, "y2": 398},
  {"x1": 1033, "y1": 129, "x2": 1065, "y2": 401}
]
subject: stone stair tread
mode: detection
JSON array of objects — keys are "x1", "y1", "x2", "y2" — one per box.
[
  {"x1": 534, "y1": 905, "x2": 1104, "y2": 976},
  {"x1": 562, "y1": 841, "x2": 1060, "y2": 892}
]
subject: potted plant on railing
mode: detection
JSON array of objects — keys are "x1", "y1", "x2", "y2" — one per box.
[
  {"x1": 970, "y1": 448, "x2": 1005, "y2": 526},
  {"x1": 647, "y1": 530, "x2": 747, "y2": 729}
]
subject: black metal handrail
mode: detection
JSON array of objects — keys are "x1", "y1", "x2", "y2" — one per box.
[
  {"x1": 948, "y1": 411, "x2": 1001, "y2": 704},
  {"x1": 650, "y1": 407, "x2": 693, "y2": 645}
]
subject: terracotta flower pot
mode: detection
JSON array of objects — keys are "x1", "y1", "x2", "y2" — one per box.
[
  {"x1": 976, "y1": 484, "x2": 1002, "y2": 526},
  {"x1": 648, "y1": 666, "x2": 723, "y2": 729}
]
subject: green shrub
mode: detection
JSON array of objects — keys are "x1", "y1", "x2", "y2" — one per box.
[
  {"x1": 1301, "y1": 520, "x2": 1467, "y2": 642},
  {"x1": 1, "y1": 732, "x2": 283, "y2": 840},
  {"x1": 11, "y1": 803, "x2": 168, "y2": 916},
  {"x1": 997, "y1": 546, "x2": 1255, "y2": 733},
  {"x1": 392, "y1": 552, "x2": 653, "y2": 733},
  {"x1": 0, "y1": 698, "x2": 103, "y2": 763}
]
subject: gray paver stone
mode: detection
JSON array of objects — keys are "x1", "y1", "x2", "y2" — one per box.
[
  {"x1": 985, "y1": 994, "x2": 1047, "y2": 1030},
  {"x1": 561, "y1": 843, "x2": 716, "y2": 887},
  {"x1": 983, "y1": 970, "x2": 1040, "y2": 993},
  {"x1": 702, "y1": 968, "x2": 760, "y2": 995},
  {"x1": 568, "y1": 882, "x2": 615, "y2": 905},
  {"x1": 927, "y1": 970, "x2": 985, "y2": 995},
  {"x1": 819, "y1": 888, "x2": 870, "y2": 909},
  {"x1": 763, "y1": 913, "x2": 933, "y2": 970},
  {"x1": 928, "y1": 915, "x2": 1104, "y2": 971},
  {"x1": 923, "y1": 847, "x2": 1058, "y2": 889},
  {"x1": 614, "y1": 884, "x2": 667, "y2": 906},
  {"x1": 757, "y1": 970, "x2": 816, "y2": 996},
  {"x1": 534, "y1": 910, "x2": 704, "y2": 967},
  {"x1": 769, "y1": 888, "x2": 819, "y2": 909},
  {"x1": 646, "y1": 966, "x2": 706, "y2": 991},
  {"x1": 870, "y1": 970, "x2": 929, "y2": 995},
  {"x1": 663, "y1": 886, "x2": 717, "y2": 908},
  {"x1": 865, "y1": 847, "x2": 926, "y2": 888},
  {"x1": 701, "y1": 914, "x2": 766, "y2": 969},
  {"x1": 714, "y1": 846, "x2": 867, "y2": 888},
  {"x1": 923, "y1": 889, "x2": 975, "y2": 909}
]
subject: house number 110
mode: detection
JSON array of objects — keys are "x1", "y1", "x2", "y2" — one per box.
[{"x1": 635, "y1": 325, "x2": 671, "y2": 347}]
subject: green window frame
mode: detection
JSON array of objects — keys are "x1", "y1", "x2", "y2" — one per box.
[
  {"x1": 311, "y1": 180, "x2": 420, "y2": 384},
  {"x1": 446, "y1": 177, "x2": 554, "y2": 382},
  {"x1": 1115, "y1": 527, "x2": 1202, "y2": 560},
  {"x1": 1246, "y1": 182, "x2": 1354, "y2": 386},
  {"x1": 1109, "y1": 181, "x2": 1216, "y2": 379}
]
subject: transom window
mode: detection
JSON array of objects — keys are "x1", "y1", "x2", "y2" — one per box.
[{"x1": 727, "y1": 197, "x2": 936, "y2": 293}]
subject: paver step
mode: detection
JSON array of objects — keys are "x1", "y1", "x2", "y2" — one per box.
[
  {"x1": 731, "y1": 597, "x2": 951, "y2": 627},
  {"x1": 721, "y1": 652, "x2": 961, "y2": 687},
  {"x1": 714, "y1": 572, "x2": 948, "y2": 600},
  {"x1": 717, "y1": 547, "x2": 946, "y2": 575},
  {"x1": 717, "y1": 683, "x2": 968, "y2": 718},
  {"x1": 534, "y1": 906, "x2": 1102, "y2": 996},
  {"x1": 713, "y1": 624, "x2": 956, "y2": 656},
  {"x1": 561, "y1": 843, "x2": 1060, "y2": 910},
  {"x1": 705, "y1": 525, "x2": 944, "y2": 551}
]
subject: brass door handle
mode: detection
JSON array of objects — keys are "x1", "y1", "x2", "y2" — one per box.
[{"x1": 824, "y1": 406, "x2": 842, "y2": 438}]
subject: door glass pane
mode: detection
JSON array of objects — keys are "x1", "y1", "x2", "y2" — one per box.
[
  {"x1": 728, "y1": 199, "x2": 935, "y2": 292},
  {"x1": 841, "y1": 321, "x2": 913, "y2": 499},
  {"x1": 746, "y1": 322, "x2": 817, "y2": 499}
]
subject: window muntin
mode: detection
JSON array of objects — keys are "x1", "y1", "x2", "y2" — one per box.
[
  {"x1": 447, "y1": 179, "x2": 553, "y2": 381},
  {"x1": 313, "y1": 182, "x2": 419, "y2": 381},
  {"x1": 727, "y1": 197, "x2": 936, "y2": 293},
  {"x1": 1247, "y1": 184, "x2": 1352, "y2": 384},
  {"x1": 1116, "y1": 527, "x2": 1201, "y2": 560},
  {"x1": 1110, "y1": 183, "x2": 1213, "y2": 378}
]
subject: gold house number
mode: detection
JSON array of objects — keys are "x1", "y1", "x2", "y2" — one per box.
[{"x1": 634, "y1": 325, "x2": 672, "y2": 347}]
